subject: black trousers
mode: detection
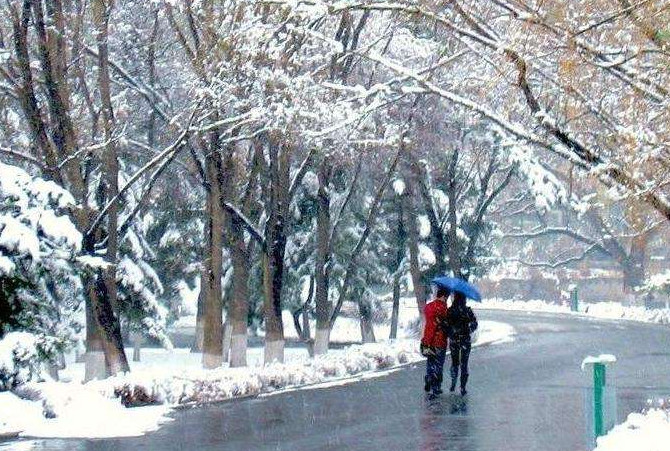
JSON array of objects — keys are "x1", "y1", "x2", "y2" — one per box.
[{"x1": 449, "y1": 339, "x2": 471, "y2": 389}]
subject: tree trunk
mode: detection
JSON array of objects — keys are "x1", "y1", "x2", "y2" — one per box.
[
  {"x1": 262, "y1": 140, "x2": 290, "y2": 364},
  {"x1": 228, "y1": 218, "x2": 250, "y2": 367},
  {"x1": 622, "y1": 233, "x2": 648, "y2": 305},
  {"x1": 359, "y1": 297, "x2": 376, "y2": 343},
  {"x1": 402, "y1": 187, "x2": 427, "y2": 320},
  {"x1": 292, "y1": 276, "x2": 315, "y2": 356},
  {"x1": 222, "y1": 321, "x2": 232, "y2": 363},
  {"x1": 146, "y1": 9, "x2": 159, "y2": 148},
  {"x1": 92, "y1": 270, "x2": 130, "y2": 375},
  {"x1": 390, "y1": 190, "x2": 406, "y2": 340},
  {"x1": 84, "y1": 277, "x2": 106, "y2": 381},
  {"x1": 263, "y1": 252, "x2": 285, "y2": 363},
  {"x1": 93, "y1": 0, "x2": 129, "y2": 376},
  {"x1": 192, "y1": 268, "x2": 206, "y2": 352},
  {"x1": 446, "y1": 150, "x2": 463, "y2": 278},
  {"x1": 314, "y1": 161, "x2": 331, "y2": 355},
  {"x1": 302, "y1": 306, "x2": 314, "y2": 357},
  {"x1": 202, "y1": 141, "x2": 224, "y2": 369},
  {"x1": 131, "y1": 331, "x2": 143, "y2": 362},
  {"x1": 390, "y1": 276, "x2": 400, "y2": 340}
]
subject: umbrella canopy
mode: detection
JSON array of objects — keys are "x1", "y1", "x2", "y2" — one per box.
[{"x1": 431, "y1": 276, "x2": 482, "y2": 302}]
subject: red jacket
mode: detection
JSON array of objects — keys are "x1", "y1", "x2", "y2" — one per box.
[{"x1": 422, "y1": 299, "x2": 449, "y2": 349}]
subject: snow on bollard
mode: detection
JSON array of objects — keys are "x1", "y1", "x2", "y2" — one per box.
[{"x1": 582, "y1": 354, "x2": 617, "y2": 449}]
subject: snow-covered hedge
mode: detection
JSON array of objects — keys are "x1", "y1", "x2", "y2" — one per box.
[
  {"x1": 0, "y1": 332, "x2": 45, "y2": 391},
  {"x1": 110, "y1": 340, "x2": 416, "y2": 407}
]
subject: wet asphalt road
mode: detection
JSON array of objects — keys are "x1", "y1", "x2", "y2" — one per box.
[{"x1": 9, "y1": 311, "x2": 670, "y2": 451}]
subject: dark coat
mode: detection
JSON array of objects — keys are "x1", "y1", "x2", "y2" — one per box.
[{"x1": 447, "y1": 302, "x2": 478, "y2": 343}]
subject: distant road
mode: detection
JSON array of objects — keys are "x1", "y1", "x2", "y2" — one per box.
[{"x1": 16, "y1": 311, "x2": 670, "y2": 451}]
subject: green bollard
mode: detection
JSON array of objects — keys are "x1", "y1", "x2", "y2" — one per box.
[
  {"x1": 582, "y1": 355, "x2": 616, "y2": 448},
  {"x1": 593, "y1": 363, "x2": 606, "y2": 437},
  {"x1": 570, "y1": 288, "x2": 579, "y2": 312}
]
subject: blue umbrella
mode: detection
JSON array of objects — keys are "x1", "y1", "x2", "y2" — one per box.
[{"x1": 431, "y1": 276, "x2": 482, "y2": 302}]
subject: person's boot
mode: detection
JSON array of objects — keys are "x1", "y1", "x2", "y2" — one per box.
[
  {"x1": 450, "y1": 367, "x2": 458, "y2": 392},
  {"x1": 432, "y1": 374, "x2": 443, "y2": 395},
  {"x1": 460, "y1": 374, "x2": 469, "y2": 396}
]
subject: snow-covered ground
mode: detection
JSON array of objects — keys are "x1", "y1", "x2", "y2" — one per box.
[
  {"x1": 0, "y1": 317, "x2": 515, "y2": 440},
  {"x1": 475, "y1": 298, "x2": 670, "y2": 325},
  {"x1": 595, "y1": 403, "x2": 670, "y2": 451}
]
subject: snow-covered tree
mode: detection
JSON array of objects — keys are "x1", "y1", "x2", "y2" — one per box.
[{"x1": 0, "y1": 161, "x2": 83, "y2": 359}]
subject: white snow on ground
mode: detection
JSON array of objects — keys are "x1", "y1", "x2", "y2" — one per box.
[
  {"x1": 0, "y1": 388, "x2": 172, "y2": 439},
  {"x1": 0, "y1": 318, "x2": 514, "y2": 440},
  {"x1": 475, "y1": 298, "x2": 670, "y2": 325},
  {"x1": 594, "y1": 407, "x2": 670, "y2": 451}
]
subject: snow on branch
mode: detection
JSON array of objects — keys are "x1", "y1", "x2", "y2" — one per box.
[{"x1": 221, "y1": 201, "x2": 266, "y2": 249}]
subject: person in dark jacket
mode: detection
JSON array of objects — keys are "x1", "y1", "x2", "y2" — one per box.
[
  {"x1": 447, "y1": 292, "x2": 478, "y2": 395},
  {"x1": 421, "y1": 287, "x2": 450, "y2": 395}
]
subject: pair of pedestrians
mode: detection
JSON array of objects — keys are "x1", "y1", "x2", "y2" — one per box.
[{"x1": 421, "y1": 288, "x2": 478, "y2": 396}]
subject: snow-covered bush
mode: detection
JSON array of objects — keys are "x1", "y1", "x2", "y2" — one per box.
[
  {"x1": 0, "y1": 332, "x2": 46, "y2": 390},
  {"x1": 107, "y1": 340, "x2": 421, "y2": 407},
  {"x1": 0, "y1": 161, "x2": 83, "y2": 358}
]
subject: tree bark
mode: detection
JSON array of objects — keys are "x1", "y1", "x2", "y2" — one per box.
[
  {"x1": 402, "y1": 184, "x2": 427, "y2": 320},
  {"x1": 623, "y1": 232, "x2": 649, "y2": 297},
  {"x1": 92, "y1": 0, "x2": 130, "y2": 376},
  {"x1": 390, "y1": 277, "x2": 400, "y2": 340},
  {"x1": 314, "y1": 160, "x2": 332, "y2": 355},
  {"x1": 359, "y1": 296, "x2": 376, "y2": 343},
  {"x1": 262, "y1": 140, "x2": 290, "y2": 364},
  {"x1": 202, "y1": 136, "x2": 224, "y2": 369},
  {"x1": 131, "y1": 331, "x2": 143, "y2": 362},
  {"x1": 92, "y1": 269, "x2": 130, "y2": 375},
  {"x1": 228, "y1": 217, "x2": 250, "y2": 367},
  {"x1": 262, "y1": 252, "x2": 285, "y2": 363},
  {"x1": 192, "y1": 267, "x2": 206, "y2": 352},
  {"x1": 390, "y1": 195, "x2": 405, "y2": 340},
  {"x1": 84, "y1": 277, "x2": 106, "y2": 381}
]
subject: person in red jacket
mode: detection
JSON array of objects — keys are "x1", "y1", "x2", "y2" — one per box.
[{"x1": 421, "y1": 287, "x2": 450, "y2": 395}]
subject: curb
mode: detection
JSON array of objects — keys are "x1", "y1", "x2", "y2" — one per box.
[{"x1": 0, "y1": 431, "x2": 22, "y2": 440}]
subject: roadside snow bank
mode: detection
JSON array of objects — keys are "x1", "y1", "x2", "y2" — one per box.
[
  {"x1": 1, "y1": 320, "x2": 514, "y2": 439},
  {"x1": 0, "y1": 388, "x2": 171, "y2": 439},
  {"x1": 476, "y1": 298, "x2": 670, "y2": 325},
  {"x1": 595, "y1": 408, "x2": 670, "y2": 451}
]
